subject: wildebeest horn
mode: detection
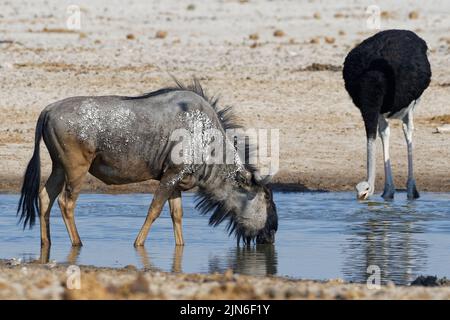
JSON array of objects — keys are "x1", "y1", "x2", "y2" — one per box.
[
  {"x1": 238, "y1": 169, "x2": 252, "y2": 184},
  {"x1": 254, "y1": 171, "x2": 273, "y2": 185}
]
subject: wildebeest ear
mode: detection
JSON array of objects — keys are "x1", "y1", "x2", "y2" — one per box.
[{"x1": 237, "y1": 169, "x2": 252, "y2": 184}]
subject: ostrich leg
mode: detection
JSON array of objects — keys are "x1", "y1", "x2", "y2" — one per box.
[
  {"x1": 402, "y1": 108, "x2": 420, "y2": 199},
  {"x1": 366, "y1": 137, "x2": 376, "y2": 195},
  {"x1": 378, "y1": 116, "x2": 395, "y2": 199}
]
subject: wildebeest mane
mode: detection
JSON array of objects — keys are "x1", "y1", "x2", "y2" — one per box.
[
  {"x1": 196, "y1": 187, "x2": 248, "y2": 244},
  {"x1": 122, "y1": 78, "x2": 239, "y2": 132}
]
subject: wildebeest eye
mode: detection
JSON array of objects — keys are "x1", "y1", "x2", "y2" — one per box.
[
  {"x1": 263, "y1": 187, "x2": 272, "y2": 201},
  {"x1": 246, "y1": 192, "x2": 257, "y2": 200}
]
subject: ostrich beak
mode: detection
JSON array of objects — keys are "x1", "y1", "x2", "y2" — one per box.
[
  {"x1": 356, "y1": 181, "x2": 371, "y2": 200},
  {"x1": 357, "y1": 191, "x2": 369, "y2": 200}
]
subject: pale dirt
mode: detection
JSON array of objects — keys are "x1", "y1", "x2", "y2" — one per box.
[
  {"x1": 1, "y1": 259, "x2": 449, "y2": 300},
  {"x1": 0, "y1": 0, "x2": 449, "y2": 194}
]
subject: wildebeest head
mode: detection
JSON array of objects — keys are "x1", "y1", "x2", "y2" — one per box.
[
  {"x1": 196, "y1": 167, "x2": 278, "y2": 246},
  {"x1": 236, "y1": 170, "x2": 278, "y2": 245}
]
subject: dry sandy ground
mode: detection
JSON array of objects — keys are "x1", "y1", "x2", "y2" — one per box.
[
  {"x1": 0, "y1": 0, "x2": 449, "y2": 193},
  {"x1": 0, "y1": 259, "x2": 449, "y2": 300}
]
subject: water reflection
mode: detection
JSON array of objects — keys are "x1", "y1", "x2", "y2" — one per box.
[
  {"x1": 136, "y1": 245, "x2": 184, "y2": 273},
  {"x1": 208, "y1": 245, "x2": 278, "y2": 276},
  {"x1": 39, "y1": 245, "x2": 82, "y2": 265},
  {"x1": 2, "y1": 192, "x2": 449, "y2": 281},
  {"x1": 342, "y1": 201, "x2": 428, "y2": 285}
]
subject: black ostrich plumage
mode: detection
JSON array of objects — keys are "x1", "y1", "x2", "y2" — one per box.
[{"x1": 343, "y1": 29, "x2": 431, "y2": 137}]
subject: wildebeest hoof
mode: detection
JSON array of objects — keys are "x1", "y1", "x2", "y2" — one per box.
[{"x1": 134, "y1": 241, "x2": 145, "y2": 247}]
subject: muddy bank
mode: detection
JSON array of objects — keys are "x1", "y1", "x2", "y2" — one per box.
[
  {"x1": 1, "y1": 168, "x2": 449, "y2": 193},
  {"x1": 0, "y1": 260, "x2": 449, "y2": 300}
]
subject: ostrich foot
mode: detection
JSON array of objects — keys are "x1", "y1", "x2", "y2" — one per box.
[
  {"x1": 381, "y1": 184, "x2": 395, "y2": 200},
  {"x1": 407, "y1": 179, "x2": 420, "y2": 199}
]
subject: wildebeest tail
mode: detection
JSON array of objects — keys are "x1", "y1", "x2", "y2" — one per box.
[{"x1": 17, "y1": 112, "x2": 46, "y2": 229}]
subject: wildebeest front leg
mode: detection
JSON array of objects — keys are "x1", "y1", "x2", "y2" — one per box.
[
  {"x1": 134, "y1": 174, "x2": 178, "y2": 247},
  {"x1": 169, "y1": 190, "x2": 184, "y2": 246}
]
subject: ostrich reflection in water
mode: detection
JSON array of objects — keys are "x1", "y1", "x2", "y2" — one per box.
[{"x1": 342, "y1": 202, "x2": 428, "y2": 285}]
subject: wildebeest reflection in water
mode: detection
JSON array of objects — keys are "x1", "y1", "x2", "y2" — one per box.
[
  {"x1": 342, "y1": 202, "x2": 428, "y2": 285},
  {"x1": 135, "y1": 246, "x2": 185, "y2": 273},
  {"x1": 39, "y1": 245, "x2": 82, "y2": 266},
  {"x1": 208, "y1": 245, "x2": 277, "y2": 277},
  {"x1": 40, "y1": 244, "x2": 185, "y2": 273},
  {"x1": 38, "y1": 240, "x2": 277, "y2": 276}
]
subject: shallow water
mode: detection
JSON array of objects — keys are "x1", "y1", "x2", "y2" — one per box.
[{"x1": 1, "y1": 192, "x2": 450, "y2": 285}]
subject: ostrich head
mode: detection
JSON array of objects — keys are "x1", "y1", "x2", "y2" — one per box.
[{"x1": 356, "y1": 181, "x2": 373, "y2": 200}]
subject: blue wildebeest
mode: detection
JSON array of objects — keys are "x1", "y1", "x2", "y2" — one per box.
[{"x1": 17, "y1": 79, "x2": 278, "y2": 250}]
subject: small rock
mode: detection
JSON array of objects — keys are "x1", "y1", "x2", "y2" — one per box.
[
  {"x1": 409, "y1": 11, "x2": 419, "y2": 20},
  {"x1": 273, "y1": 29, "x2": 285, "y2": 37},
  {"x1": 124, "y1": 264, "x2": 138, "y2": 271},
  {"x1": 186, "y1": 4, "x2": 195, "y2": 11},
  {"x1": 411, "y1": 275, "x2": 449, "y2": 287},
  {"x1": 8, "y1": 258, "x2": 22, "y2": 266},
  {"x1": 249, "y1": 33, "x2": 259, "y2": 40},
  {"x1": 381, "y1": 11, "x2": 393, "y2": 19},
  {"x1": 324, "y1": 36, "x2": 335, "y2": 44},
  {"x1": 313, "y1": 12, "x2": 321, "y2": 19},
  {"x1": 45, "y1": 260, "x2": 57, "y2": 269},
  {"x1": 155, "y1": 30, "x2": 168, "y2": 39}
]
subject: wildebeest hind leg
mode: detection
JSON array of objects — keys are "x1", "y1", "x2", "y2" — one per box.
[
  {"x1": 58, "y1": 162, "x2": 90, "y2": 246},
  {"x1": 38, "y1": 165, "x2": 64, "y2": 250}
]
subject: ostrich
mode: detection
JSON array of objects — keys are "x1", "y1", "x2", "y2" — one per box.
[{"x1": 343, "y1": 30, "x2": 431, "y2": 200}]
